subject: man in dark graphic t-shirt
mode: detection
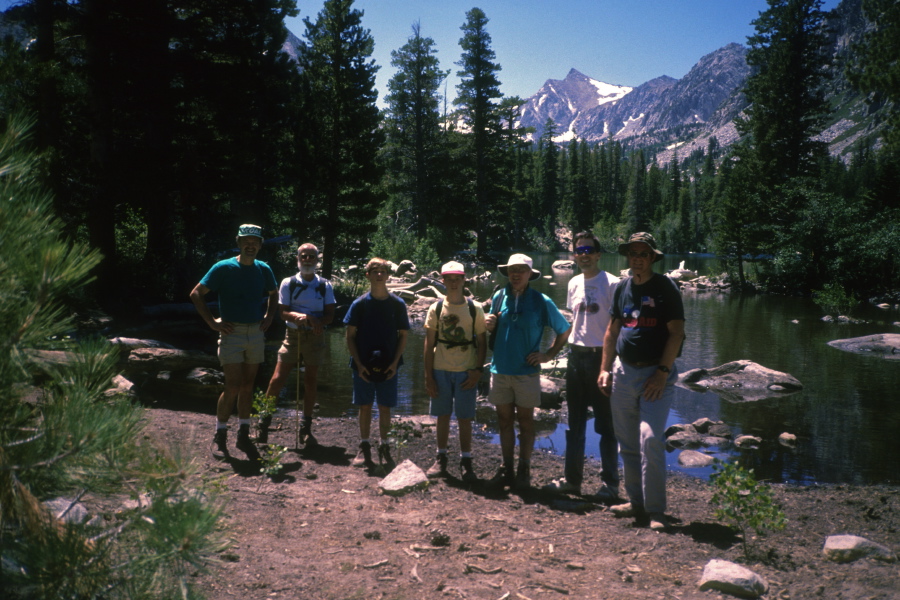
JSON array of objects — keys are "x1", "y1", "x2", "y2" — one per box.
[{"x1": 598, "y1": 232, "x2": 685, "y2": 532}]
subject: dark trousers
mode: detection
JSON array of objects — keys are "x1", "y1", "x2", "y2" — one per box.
[{"x1": 565, "y1": 350, "x2": 620, "y2": 487}]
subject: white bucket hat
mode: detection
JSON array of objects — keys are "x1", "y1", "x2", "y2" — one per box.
[{"x1": 498, "y1": 253, "x2": 540, "y2": 281}]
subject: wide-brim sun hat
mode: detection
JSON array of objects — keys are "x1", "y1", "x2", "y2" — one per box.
[
  {"x1": 440, "y1": 261, "x2": 466, "y2": 275},
  {"x1": 618, "y1": 232, "x2": 664, "y2": 261},
  {"x1": 498, "y1": 253, "x2": 541, "y2": 281}
]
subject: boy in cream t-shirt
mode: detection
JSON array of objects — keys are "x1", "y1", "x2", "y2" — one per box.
[{"x1": 423, "y1": 261, "x2": 487, "y2": 482}]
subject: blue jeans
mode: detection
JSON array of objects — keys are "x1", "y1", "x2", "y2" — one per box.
[
  {"x1": 565, "y1": 350, "x2": 619, "y2": 488},
  {"x1": 610, "y1": 358, "x2": 677, "y2": 513}
]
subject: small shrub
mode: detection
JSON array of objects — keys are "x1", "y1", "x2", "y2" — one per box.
[
  {"x1": 387, "y1": 419, "x2": 417, "y2": 461},
  {"x1": 251, "y1": 390, "x2": 278, "y2": 423},
  {"x1": 813, "y1": 283, "x2": 857, "y2": 316},
  {"x1": 257, "y1": 445, "x2": 288, "y2": 491},
  {"x1": 709, "y1": 459, "x2": 787, "y2": 559}
]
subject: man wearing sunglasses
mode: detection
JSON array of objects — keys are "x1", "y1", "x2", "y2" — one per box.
[
  {"x1": 599, "y1": 232, "x2": 685, "y2": 532},
  {"x1": 259, "y1": 243, "x2": 335, "y2": 446},
  {"x1": 544, "y1": 232, "x2": 621, "y2": 502}
]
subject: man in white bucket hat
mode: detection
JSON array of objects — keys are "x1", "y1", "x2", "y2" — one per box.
[{"x1": 484, "y1": 253, "x2": 571, "y2": 490}]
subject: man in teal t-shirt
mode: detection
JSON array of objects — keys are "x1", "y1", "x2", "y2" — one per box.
[
  {"x1": 485, "y1": 254, "x2": 571, "y2": 490},
  {"x1": 191, "y1": 224, "x2": 278, "y2": 458}
]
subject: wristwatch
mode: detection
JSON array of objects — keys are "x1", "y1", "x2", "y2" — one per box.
[{"x1": 657, "y1": 365, "x2": 671, "y2": 374}]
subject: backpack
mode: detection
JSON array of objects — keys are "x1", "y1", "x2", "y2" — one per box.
[
  {"x1": 289, "y1": 275, "x2": 327, "y2": 307},
  {"x1": 487, "y1": 287, "x2": 549, "y2": 351},
  {"x1": 433, "y1": 298, "x2": 478, "y2": 350}
]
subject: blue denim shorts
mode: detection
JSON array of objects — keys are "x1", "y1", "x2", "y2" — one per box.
[
  {"x1": 429, "y1": 370, "x2": 477, "y2": 419},
  {"x1": 351, "y1": 369, "x2": 399, "y2": 408}
]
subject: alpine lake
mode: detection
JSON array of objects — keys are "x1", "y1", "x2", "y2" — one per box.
[{"x1": 264, "y1": 252, "x2": 900, "y2": 486}]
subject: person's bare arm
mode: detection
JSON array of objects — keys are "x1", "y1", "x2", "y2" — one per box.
[
  {"x1": 190, "y1": 283, "x2": 233, "y2": 334},
  {"x1": 642, "y1": 319, "x2": 685, "y2": 401},
  {"x1": 598, "y1": 318, "x2": 622, "y2": 396},
  {"x1": 424, "y1": 328, "x2": 438, "y2": 397},
  {"x1": 526, "y1": 325, "x2": 572, "y2": 366},
  {"x1": 260, "y1": 289, "x2": 278, "y2": 332},
  {"x1": 385, "y1": 330, "x2": 408, "y2": 380},
  {"x1": 346, "y1": 325, "x2": 370, "y2": 383}
]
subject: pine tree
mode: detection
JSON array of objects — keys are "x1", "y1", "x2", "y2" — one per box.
[
  {"x1": 454, "y1": 7, "x2": 503, "y2": 256},
  {"x1": 1, "y1": 115, "x2": 227, "y2": 599},
  {"x1": 297, "y1": 0, "x2": 384, "y2": 276},
  {"x1": 382, "y1": 22, "x2": 449, "y2": 241},
  {"x1": 848, "y1": 0, "x2": 900, "y2": 150},
  {"x1": 738, "y1": 0, "x2": 831, "y2": 186}
]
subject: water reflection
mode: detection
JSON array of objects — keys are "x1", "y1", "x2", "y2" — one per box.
[{"x1": 268, "y1": 252, "x2": 900, "y2": 485}]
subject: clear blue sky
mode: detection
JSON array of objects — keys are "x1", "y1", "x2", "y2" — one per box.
[
  {"x1": 285, "y1": 0, "x2": 841, "y2": 106},
  {"x1": 0, "y1": 0, "x2": 843, "y2": 105}
]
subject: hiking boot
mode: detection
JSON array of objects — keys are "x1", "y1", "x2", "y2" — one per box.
[
  {"x1": 212, "y1": 429, "x2": 228, "y2": 459},
  {"x1": 426, "y1": 453, "x2": 449, "y2": 479},
  {"x1": 515, "y1": 461, "x2": 531, "y2": 490},
  {"x1": 610, "y1": 502, "x2": 646, "y2": 518},
  {"x1": 351, "y1": 441, "x2": 373, "y2": 467},
  {"x1": 460, "y1": 457, "x2": 477, "y2": 483},
  {"x1": 542, "y1": 477, "x2": 581, "y2": 495},
  {"x1": 593, "y1": 483, "x2": 621, "y2": 504},
  {"x1": 378, "y1": 443, "x2": 396, "y2": 472},
  {"x1": 236, "y1": 426, "x2": 256, "y2": 456},
  {"x1": 256, "y1": 415, "x2": 272, "y2": 444},
  {"x1": 487, "y1": 463, "x2": 514, "y2": 490},
  {"x1": 648, "y1": 513, "x2": 671, "y2": 531},
  {"x1": 298, "y1": 420, "x2": 316, "y2": 447}
]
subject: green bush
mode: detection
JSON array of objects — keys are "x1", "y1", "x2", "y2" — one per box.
[
  {"x1": 710, "y1": 459, "x2": 787, "y2": 559},
  {"x1": 813, "y1": 283, "x2": 857, "y2": 316}
]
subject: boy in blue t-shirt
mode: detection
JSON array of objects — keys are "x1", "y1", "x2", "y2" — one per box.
[{"x1": 343, "y1": 257, "x2": 410, "y2": 470}]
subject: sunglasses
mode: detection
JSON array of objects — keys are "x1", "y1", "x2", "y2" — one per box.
[
  {"x1": 628, "y1": 251, "x2": 652, "y2": 259},
  {"x1": 574, "y1": 246, "x2": 597, "y2": 255},
  {"x1": 298, "y1": 254, "x2": 318, "y2": 260}
]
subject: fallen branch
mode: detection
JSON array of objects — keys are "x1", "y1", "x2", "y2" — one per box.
[
  {"x1": 464, "y1": 563, "x2": 502, "y2": 574},
  {"x1": 410, "y1": 544, "x2": 446, "y2": 552},
  {"x1": 538, "y1": 581, "x2": 570, "y2": 594},
  {"x1": 363, "y1": 559, "x2": 389, "y2": 569},
  {"x1": 527, "y1": 530, "x2": 582, "y2": 541}
]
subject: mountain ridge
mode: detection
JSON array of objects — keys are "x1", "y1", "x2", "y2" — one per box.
[{"x1": 516, "y1": 0, "x2": 889, "y2": 164}]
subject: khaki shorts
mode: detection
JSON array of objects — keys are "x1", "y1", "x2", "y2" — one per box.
[
  {"x1": 488, "y1": 373, "x2": 541, "y2": 408},
  {"x1": 277, "y1": 327, "x2": 326, "y2": 366},
  {"x1": 218, "y1": 323, "x2": 265, "y2": 366}
]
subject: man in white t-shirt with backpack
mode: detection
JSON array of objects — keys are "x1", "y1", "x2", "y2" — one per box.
[{"x1": 423, "y1": 261, "x2": 487, "y2": 483}]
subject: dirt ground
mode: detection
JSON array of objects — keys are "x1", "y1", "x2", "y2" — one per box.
[{"x1": 142, "y1": 407, "x2": 900, "y2": 600}]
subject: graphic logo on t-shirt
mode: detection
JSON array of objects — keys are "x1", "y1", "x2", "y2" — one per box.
[
  {"x1": 440, "y1": 313, "x2": 468, "y2": 351},
  {"x1": 577, "y1": 289, "x2": 600, "y2": 315},
  {"x1": 623, "y1": 298, "x2": 657, "y2": 329}
]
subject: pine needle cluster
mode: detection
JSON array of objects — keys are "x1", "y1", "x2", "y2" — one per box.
[{"x1": 1, "y1": 115, "x2": 227, "y2": 599}]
